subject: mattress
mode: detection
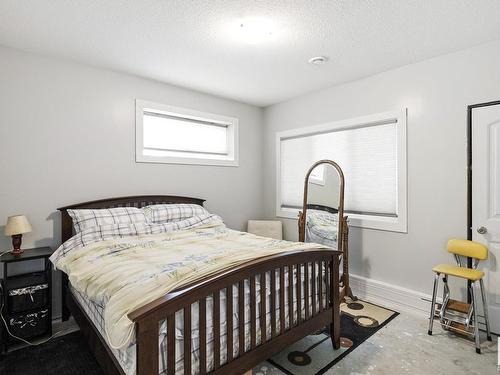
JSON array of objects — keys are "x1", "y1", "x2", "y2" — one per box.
[{"x1": 71, "y1": 265, "x2": 327, "y2": 375}]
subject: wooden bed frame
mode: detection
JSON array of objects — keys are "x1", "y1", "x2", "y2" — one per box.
[{"x1": 58, "y1": 195, "x2": 341, "y2": 375}]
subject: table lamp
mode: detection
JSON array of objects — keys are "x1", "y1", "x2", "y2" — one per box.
[{"x1": 4, "y1": 215, "x2": 32, "y2": 256}]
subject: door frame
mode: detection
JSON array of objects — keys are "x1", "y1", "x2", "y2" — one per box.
[
  {"x1": 467, "y1": 100, "x2": 500, "y2": 240},
  {"x1": 466, "y1": 100, "x2": 500, "y2": 301}
]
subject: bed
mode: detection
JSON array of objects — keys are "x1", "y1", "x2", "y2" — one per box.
[{"x1": 56, "y1": 195, "x2": 341, "y2": 375}]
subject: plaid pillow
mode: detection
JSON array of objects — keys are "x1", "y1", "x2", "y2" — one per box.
[
  {"x1": 68, "y1": 207, "x2": 148, "y2": 234},
  {"x1": 51, "y1": 213, "x2": 223, "y2": 264},
  {"x1": 142, "y1": 204, "x2": 208, "y2": 224}
]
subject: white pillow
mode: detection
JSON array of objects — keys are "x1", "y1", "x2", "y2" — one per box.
[
  {"x1": 142, "y1": 204, "x2": 208, "y2": 224},
  {"x1": 68, "y1": 207, "x2": 148, "y2": 234}
]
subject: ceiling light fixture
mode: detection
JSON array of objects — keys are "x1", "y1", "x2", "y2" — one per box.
[
  {"x1": 308, "y1": 56, "x2": 328, "y2": 65},
  {"x1": 234, "y1": 17, "x2": 276, "y2": 44}
]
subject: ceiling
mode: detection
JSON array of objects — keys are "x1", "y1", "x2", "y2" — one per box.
[{"x1": 1, "y1": 1, "x2": 500, "y2": 107}]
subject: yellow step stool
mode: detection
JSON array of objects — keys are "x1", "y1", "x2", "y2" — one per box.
[{"x1": 428, "y1": 239, "x2": 492, "y2": 354}]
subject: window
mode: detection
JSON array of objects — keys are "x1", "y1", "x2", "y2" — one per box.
[
  {"x1": 136, "y1": 100, "x2": 238, "y2": 166},
  {"x1": 276, "y1": 109, "x2": 407, "y2": 232}
]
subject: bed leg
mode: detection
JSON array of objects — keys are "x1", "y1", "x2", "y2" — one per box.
[{"x1": 330, "y1": 323, "x2": 340, "y2": 350}]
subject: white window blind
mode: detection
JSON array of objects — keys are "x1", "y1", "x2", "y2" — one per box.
[
  {"x1": 136, "y1": 100, "x2": 238, "y2": 166},
  {"x1": 277, "y1": 110, "x2": 407, "y2": 232},
  {"x1": 143, "y1": 112, "x2": 228, "y2": 158}
]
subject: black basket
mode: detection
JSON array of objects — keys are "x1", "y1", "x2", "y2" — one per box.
[
  {"x1": 8, "y1": 309, "x2": 50, "y2": 339},
  {"x1": 8, "y1": 284, "x2": 49, "y2": 314}
]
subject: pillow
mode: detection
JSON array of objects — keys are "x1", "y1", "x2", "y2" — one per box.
[
  {"x1": 68, "y1": 207, "x2": 148, "y2": 234},
  {"x1": 142, "y1": 203, "x2": 208, "y2": 224}
]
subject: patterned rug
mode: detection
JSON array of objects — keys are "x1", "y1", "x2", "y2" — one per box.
[
  {"x1": 0, "y1": 299, "x2": 397, "y2": 375},
  {"x1": 256, "y1": 298, "x2": 398, "y2": 375}
]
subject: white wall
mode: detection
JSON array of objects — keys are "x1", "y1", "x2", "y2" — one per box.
[
  {"x1": 0, "y1": 46, "x2": 264, "y2": 317},
  {"x1": 263, "y1": 40, "x2": 500, "y2": 296}
]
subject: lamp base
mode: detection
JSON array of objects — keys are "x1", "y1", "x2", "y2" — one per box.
[{"x1": 11, "y1": 234, "x2": 23, "y2": 257}]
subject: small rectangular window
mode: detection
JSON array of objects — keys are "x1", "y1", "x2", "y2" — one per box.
[{"x1": 136, "y1": 100, "x2": 238, "y2": 166}]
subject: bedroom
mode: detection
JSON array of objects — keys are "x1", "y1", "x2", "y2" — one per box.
[{"x1": 0, "y1": 1, "x2": 499, "y2": 374}]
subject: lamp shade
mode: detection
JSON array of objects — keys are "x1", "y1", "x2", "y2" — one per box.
[{"x1": 5, "y1": 215, "x2": 32, "y2": 236}]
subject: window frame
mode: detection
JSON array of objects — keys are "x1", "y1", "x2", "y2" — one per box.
[
  {"x1": 276, "y1": 109, "x2": 407, "y2": 233},
  {"x1": 135, "y1": 100, "x2": 239, "y2": 167}
]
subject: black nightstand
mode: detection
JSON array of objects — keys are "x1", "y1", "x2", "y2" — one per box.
[{"x1": 0, "y1": 247, "x2": 53, "y2": 352}]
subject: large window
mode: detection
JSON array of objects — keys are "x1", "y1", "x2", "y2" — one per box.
[
  {"x1": 276, "y1": 109, "x2": 407, "y2": 232},
  {"x1": 136, "y1": 100, "x2": 238, "y2": 166}
]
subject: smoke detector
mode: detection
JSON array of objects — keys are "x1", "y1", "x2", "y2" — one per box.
[{"x1": 308, "y1": 56, "x2": 328, "y2": 65}]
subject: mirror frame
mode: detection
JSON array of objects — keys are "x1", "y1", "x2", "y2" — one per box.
[
  {"x1": 298, "y1": 159, "x2": 356, "y2": 302},
  {"x1": 298, "y1": 159, "x2": 345, "y2": 243}
]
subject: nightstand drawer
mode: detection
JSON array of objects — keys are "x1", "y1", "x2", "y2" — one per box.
[
  {"x1": 8, "y1": 308, "x2": 50, "y2": 339},
  {"x1": 8, "y1": 283, "x2": 49, "y2": 314},
  {"x1": 7, "y1": 271, "x2": 47, "y2": 290}
]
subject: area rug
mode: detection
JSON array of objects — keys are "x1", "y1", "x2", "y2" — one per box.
[
  {"x1": 256, "y1": 298, "x2": 399, "y2": 375},
  {"x1": 0, "y1": 299, "x2": 397, "y2": 375}
]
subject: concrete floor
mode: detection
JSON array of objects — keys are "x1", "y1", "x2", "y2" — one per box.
[
  {"x1": 329, "y1": 312, "x2": 498, "y2": 375},
  {"x1": 257, "y1": 312, "x2": 498, "y2": 375}
]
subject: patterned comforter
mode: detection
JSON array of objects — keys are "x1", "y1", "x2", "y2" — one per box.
[{"x1": 50, "y1": 214, "x2": 327, "y2": 374}]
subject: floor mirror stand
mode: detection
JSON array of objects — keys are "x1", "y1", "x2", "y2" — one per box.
[
  {"x1": 339, "y1": 216, "x2": 356, "y2": 302},
  {"x1": 298, "y1": 213, "x2": 357, "y2": 303}
]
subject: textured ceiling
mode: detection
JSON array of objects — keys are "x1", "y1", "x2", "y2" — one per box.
[{"x1": 1, "y1": 1, "x2": 500, "y2": 106}]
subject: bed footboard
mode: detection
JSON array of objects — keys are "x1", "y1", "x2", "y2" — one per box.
[{"x1": 129, "y1": 250, "x2": 341, "y2": 375}]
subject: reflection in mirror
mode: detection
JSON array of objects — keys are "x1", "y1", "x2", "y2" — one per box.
[{"x1": 304, "y1": 163, "x2": 342, "y2": 249}]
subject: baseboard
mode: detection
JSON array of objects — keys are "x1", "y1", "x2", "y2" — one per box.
[{"x1": 349, "y1": 274, "x2": 437, "y2": 317}]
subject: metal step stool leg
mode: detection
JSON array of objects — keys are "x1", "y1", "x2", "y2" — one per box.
[
  {"x1": 440, "y1": 275, "x2": 450, "y2": 324},
  {"x1": 470, "y1": 282, "x2": 481, "y2": 354},
  {"x1": 428, "y1": 273, "x2": 440, "y2": 335}
]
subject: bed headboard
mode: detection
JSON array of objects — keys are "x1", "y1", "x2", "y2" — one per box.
[{"x1": 57, "y1": 195, "x2": 205, "y2": 243}]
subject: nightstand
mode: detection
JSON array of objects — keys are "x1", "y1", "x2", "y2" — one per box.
[{"x1": 0, "y1": 247, "x2": 53, "y2": 352}]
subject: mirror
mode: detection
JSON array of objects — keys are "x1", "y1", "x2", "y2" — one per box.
[
  {"x1": 299, "y1": 160, "x2": 343, "y2": 250},
  {"x1": 298, "y1": 159, "x2": 356, "y2": 301},
  {"x1": 304, "y1": 162, "x2": 342, "y2": 249}
]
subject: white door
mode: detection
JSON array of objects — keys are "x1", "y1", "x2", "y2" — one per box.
[{"x1": 471, "y1": 102, "x2": 500, "y2": 334}]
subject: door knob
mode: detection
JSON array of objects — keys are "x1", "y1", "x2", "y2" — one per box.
[{"x1": 477, "y1": 226, "x2": 488, "y2": 234}]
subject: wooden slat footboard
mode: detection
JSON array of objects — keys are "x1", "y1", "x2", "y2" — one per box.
[{"x1": 129, "y1": 250, "x2": 341, "y2": 375}]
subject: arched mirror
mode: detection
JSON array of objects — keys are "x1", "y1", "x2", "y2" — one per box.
[{"x1": 298, "y1": 160, "x2": 356, "y2": 301}]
